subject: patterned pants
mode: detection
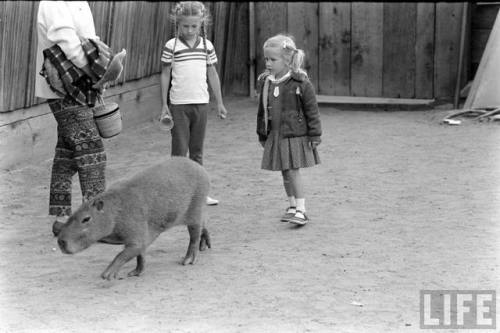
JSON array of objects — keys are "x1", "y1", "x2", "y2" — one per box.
[{"x1": 48, "y1": 98, "x2": 106, "y2": 217}]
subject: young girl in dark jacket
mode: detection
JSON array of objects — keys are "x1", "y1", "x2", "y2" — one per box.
[{"x1": 257, "y1": 34, "x2": 322, "y2": 225}]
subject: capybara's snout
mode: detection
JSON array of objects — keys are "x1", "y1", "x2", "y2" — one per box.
[{"x1": 52, "y1": 221, "x2": 65, "y2": 237}]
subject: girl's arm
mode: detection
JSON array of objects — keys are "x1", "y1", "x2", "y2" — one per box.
[
  {"x1": 207, "y1": 66, "x2": 228, "y2": 119},
  {"x1": 160, "y1": 64, "x2": 172, "y2": 117},
  {"x1": 301, "y1": 80, "x2": 322, "y2": 145}
]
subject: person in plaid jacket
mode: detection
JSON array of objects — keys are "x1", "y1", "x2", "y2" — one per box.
[{"x1": 35, "y1": 1, "x2": 107, "y2": 234}]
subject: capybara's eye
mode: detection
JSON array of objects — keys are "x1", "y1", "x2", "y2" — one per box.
[{"x1": 82, "y1": 216, "x2": 91, "y2": 224}]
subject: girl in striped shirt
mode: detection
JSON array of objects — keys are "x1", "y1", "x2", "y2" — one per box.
[{"x1": 160, "y1": 1, "x2": 227, "y2": 206}]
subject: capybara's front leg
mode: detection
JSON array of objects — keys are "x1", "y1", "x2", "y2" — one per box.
[
  {"x1": 199, "y1": 227, "x2": 211, "y2": 251},
  {"x1": 101, "y1": 246, "x2": 142, "y2": 280},
  {"x1": 182, "y1": 224, "x2": 201, "y2": 265}
]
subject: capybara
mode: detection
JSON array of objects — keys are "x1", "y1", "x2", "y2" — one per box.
[{"x1": 54, "y1": 157, "x2": 211, "y2": 280}]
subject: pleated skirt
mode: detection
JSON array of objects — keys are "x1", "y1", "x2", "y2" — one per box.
[{"x1": 261, "y1": 130, "x2": 321, "y2": 171}]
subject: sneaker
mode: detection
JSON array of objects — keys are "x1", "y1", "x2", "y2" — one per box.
[
  {"x1": 280, "y1": 206, "x2": 296, "y2": 222},
  {"x1": 288, "y1": 210, "x2": 309, "y2": 226},
  {"x1": 206, "y1": 196, "x2": 219, "y2": 206}
]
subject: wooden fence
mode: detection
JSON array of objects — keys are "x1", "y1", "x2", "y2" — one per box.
[
  {"x1": 254, "y1": 2, "x2": 466, "y2": 100},
  {"x1": 1, "y1": 1, "x2": 467, "y2": 113}
]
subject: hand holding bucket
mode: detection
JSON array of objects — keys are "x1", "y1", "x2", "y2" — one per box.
[{"x1": 159, "y1": 105, "x2": 174, "y2": 131}]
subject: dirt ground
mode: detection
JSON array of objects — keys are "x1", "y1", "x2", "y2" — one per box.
[{"x1": 0, "y1": 97, "x2": 499, "y2": 332}]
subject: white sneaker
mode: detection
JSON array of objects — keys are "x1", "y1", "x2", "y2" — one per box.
[{"x1": 206, "y1": 196, "x2": 219, "y2": 206}]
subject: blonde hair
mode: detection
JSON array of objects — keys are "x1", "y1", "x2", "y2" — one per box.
[
  {"x1": 170, "y1": 2, "x2": 212, "y2": 66},
  {"x1": 262, "y1": 34, "x2": 307, "y2": 76}
]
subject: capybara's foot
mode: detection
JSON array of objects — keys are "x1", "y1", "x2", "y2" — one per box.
[
  {"x1": 182, "y1": 252, "x2": 196, "y2": 265},
  {"x1": 182, "y1": 244, "x2": 197, "y2": 265},
  {"x1": 127, "y1": 255, "x2": 145, "y2": 277},
  {"x1": 199, "y1": 228, "x2": 211, "y2": 251},
  {"x1": 127, "y1": 267, "x2": 143, "y2": 277},
  {"x1": 101, "y1": 267, "x2": 119, "y2": 280},
  {"x1": 52, "y1": 221, "x2": 65, "y2": 237}
]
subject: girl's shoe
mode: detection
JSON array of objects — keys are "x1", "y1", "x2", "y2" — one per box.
[
  {"x1": 280, "y1": 206, "x2": 296, "y2": 222},
  {"x1": 288, "y1": 210, "x2": 309, "y2": 226}
]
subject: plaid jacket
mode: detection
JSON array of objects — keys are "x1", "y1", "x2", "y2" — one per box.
[{"x1": 40, "y1": 38, "x2": 111, "y2": 107}]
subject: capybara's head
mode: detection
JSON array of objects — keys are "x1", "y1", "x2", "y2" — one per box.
[{"x1": 56, "y1": 198, "x2": 113, "y2": 254}]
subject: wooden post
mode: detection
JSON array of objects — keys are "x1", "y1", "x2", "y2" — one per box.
[
  {"x1": 249, "y1": 2, "x2": 256, "y2": 97},
  {"x1": 454, "y1": 2, "x2": 469, "y2": 109}
]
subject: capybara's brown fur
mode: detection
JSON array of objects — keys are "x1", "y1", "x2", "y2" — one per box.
[{"x1": 55, "y1": 157, "x2": 211, "y2": 280}]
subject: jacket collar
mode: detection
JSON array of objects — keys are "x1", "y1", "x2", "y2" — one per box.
[{"x1": 290, "y1": 71, "x2": 308, "y2": 82}]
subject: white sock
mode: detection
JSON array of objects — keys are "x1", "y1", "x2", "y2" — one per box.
[
  {"x1": 288, "y1": 196, "x2": 296, "y2": 208},
  {"x1": 296, "y1": 198, "x2": 305, "y2": 213}
]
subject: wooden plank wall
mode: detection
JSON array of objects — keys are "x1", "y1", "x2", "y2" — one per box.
[
  {"x1": 434, "y1": 3, "x2": 463, "y2": 99},
  {"x1": 351, "y1": 2, "x2": 384, "y2": 97},
  {"x1": 318, "y1": 3, "x2": 351, "y2": 96},
  {"x1": 415, "y1": 3, "x2": 436, "y2": 99},
  {"x1": 1, "y1": 1, "x2": 466, "y2": 112},
  {"x1": 383, "y1": 3, "x2": 416, "y2": 98},
  {"x1": 0, "y1": 1, "x2": 39, "y2": 111},
  {"x1": 253, "y1": 2, "x2": 463, "y2": 100}
]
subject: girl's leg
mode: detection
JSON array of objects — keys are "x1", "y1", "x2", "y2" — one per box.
[
  {"x1": 48, "y1": 100, "x2": 106, "y2": 217},
  {"x1": 49, "y1": 129, "x2": 77, "y2": 218},
  {"x1": 71, "y1": 105, "x2": 106, "y2": 202},
  {"x1": 281, "y1": 170, "x2": 296, "y2": 208},
  {"x1": 288, "y1": 168, "x2": 305, "y2": 203},
  {"x1": 280, "y1": 170, "x2": 297, "y2": 222},
  {"x1": 287, "y1": 168, "x2": 308, "y2": 225},
  {"x1": 170, "y1": 104, "x2": 191, "y2": 158},
  {"x1": 188, "y1": 104, "x2": 208, "y2": 165},
  {"x1": 187, "y1": 104, "x2": 217, "y2": 205},
  {"x1": 48, "y1": 99, "x2": 77, "y2": 218}
]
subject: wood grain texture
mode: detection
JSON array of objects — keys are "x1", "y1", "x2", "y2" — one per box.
[
  {"x1": 383, "y1": 3, "x2": 417, "y2": 98},
  {"x1": 288, "y1": 2, "x2": 319, "y2": 88},
  {"x1": 318, "y1": 2, "x2": 351, "y2": 95},
  {"x1": 415, "y1": 3, "x2": 435, "y2": 99},
  {"x1": 434, "y1": 3, "x2": 462, "y2": 98},
  {"x1": 351, "y1": 2, "x2": 384, "y2": 97}
]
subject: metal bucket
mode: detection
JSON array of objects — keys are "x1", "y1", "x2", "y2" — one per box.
[{"x1": 93, "y1": 102, "x2": 122, "y2": 138}]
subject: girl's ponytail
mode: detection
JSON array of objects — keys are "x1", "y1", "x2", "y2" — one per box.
[{"x1": 290, "y1": 48, "x2": 306, "y2": 76}]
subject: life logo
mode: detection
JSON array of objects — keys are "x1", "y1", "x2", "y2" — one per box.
[{"x1": 420, "y1": 290, "x2": 496, "y2": 329}]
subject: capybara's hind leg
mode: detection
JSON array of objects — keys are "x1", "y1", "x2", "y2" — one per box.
[
  {"x1": 127, "y1": 253, "x2": 145, "y2": 277},
  {"x1": 199, "y1": 227, "x2": 211, "y2": 251},
  {"x1": 101, "y1": 246, "x2": 142, "y2": 280},
  {"x1": 182, "y1": 224, "x2": 201, "y2": 265}
]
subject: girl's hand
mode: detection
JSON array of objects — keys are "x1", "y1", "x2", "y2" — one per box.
[
  {"x1": 160, "y1": 104, "x2": 171, "y2": 122},
  {"x1": 217, "y1": 104, "x2": 228, "y2": 119},
  {"x1": 310, "y1": 141, "x2": 320, "y2": 149},
  {"x1": 260, "y1": 141, "x2": 266, "y2": 148}
]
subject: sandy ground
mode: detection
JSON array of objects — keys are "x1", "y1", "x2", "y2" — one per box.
[{"x1": 0, "y1": 97, "x2": 499, "y2": 332}]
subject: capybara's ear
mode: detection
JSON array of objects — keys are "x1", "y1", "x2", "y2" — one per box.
[{"x1": 92, "y1": 200, "x2": 104, "y2": 212}]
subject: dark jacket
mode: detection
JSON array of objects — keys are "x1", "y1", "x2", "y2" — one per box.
[{"x1": 256, "y1": 72, "x2": 322, "y2": 143}]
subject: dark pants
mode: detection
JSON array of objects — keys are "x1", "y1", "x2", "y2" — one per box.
[
  {"x1": 48, "y1": 98, "x2": 106, "y2": 217},
  {"x1": 170, "y1": 103, "x2": 208, "y2": 165}
]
